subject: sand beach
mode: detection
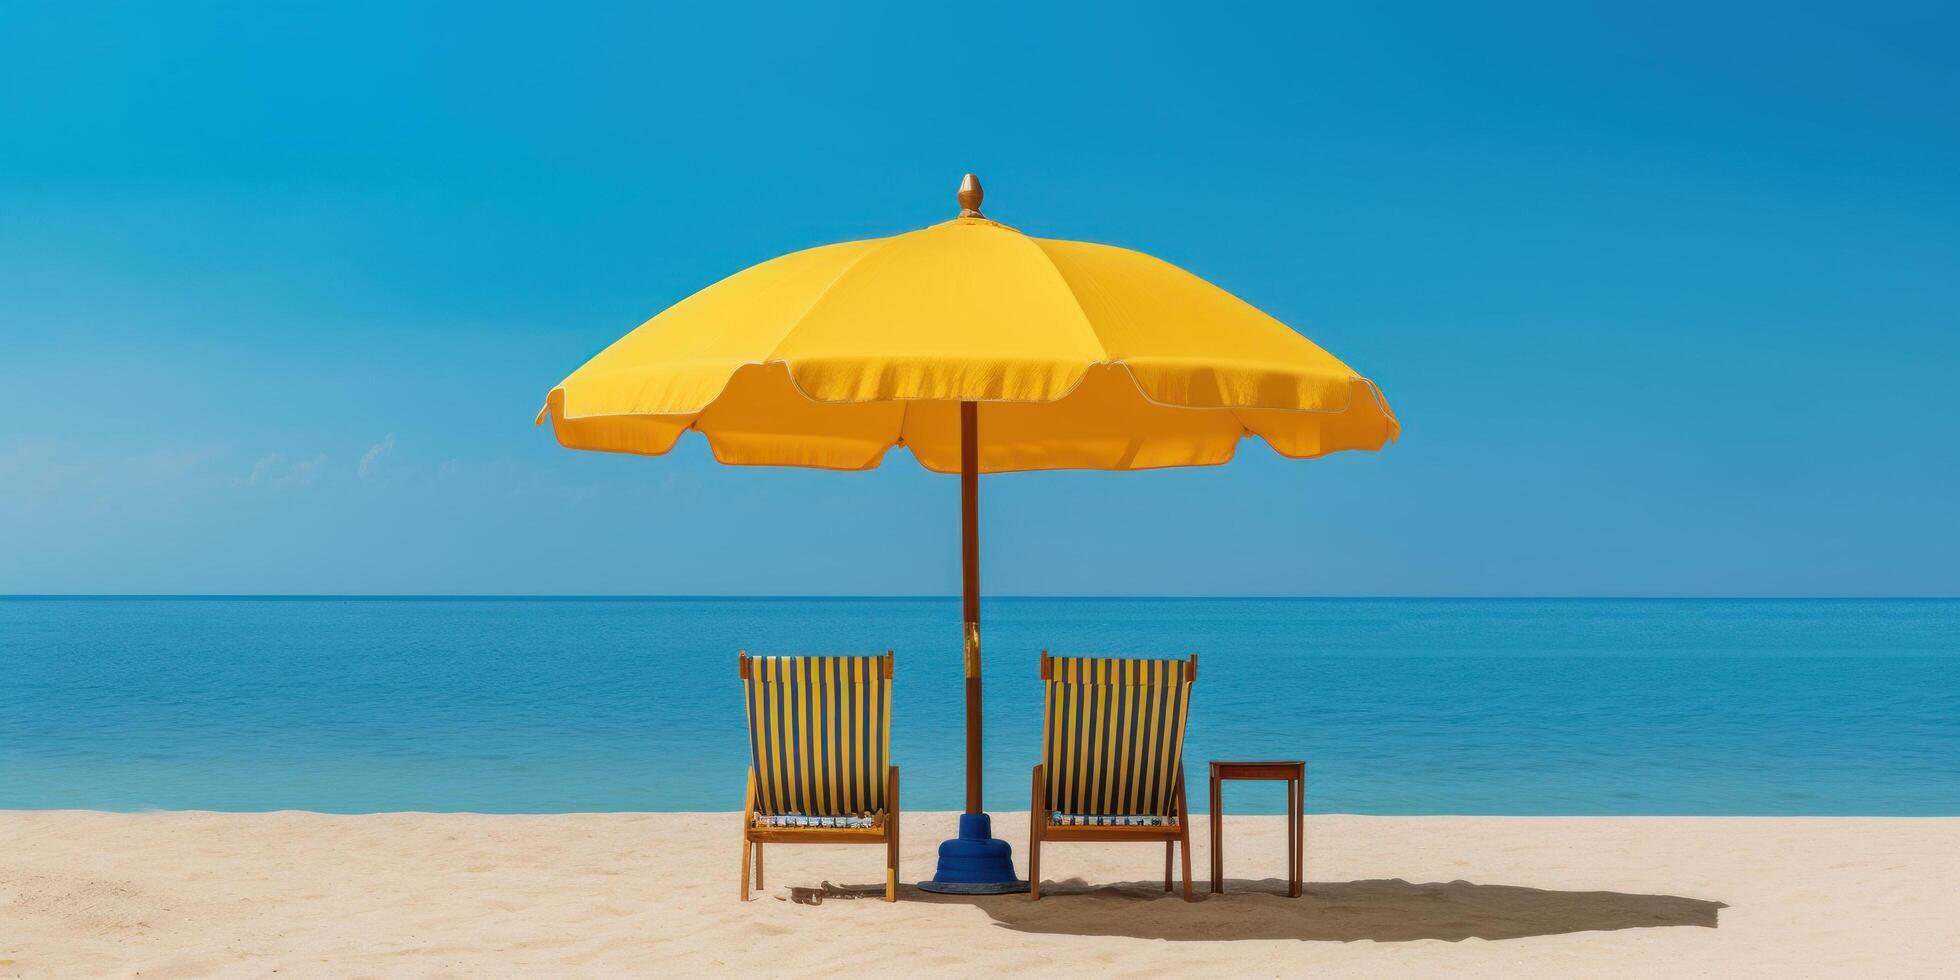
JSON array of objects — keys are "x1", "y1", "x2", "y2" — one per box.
[{"x1": 3, "y1": 811, "x2": 1955, "y2": 977}]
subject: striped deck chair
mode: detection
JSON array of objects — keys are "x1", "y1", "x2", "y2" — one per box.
[
  {"x1": 1029, "y1": 652, "x2": 1198, "y2": 901},
  {"x1": 737, "y1": 650, "x2": 899, "y2": 902}
]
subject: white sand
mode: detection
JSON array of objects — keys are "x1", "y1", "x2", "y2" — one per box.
[{"x1": 2, "y1": 811, "x2": 1955, "y2": 977}]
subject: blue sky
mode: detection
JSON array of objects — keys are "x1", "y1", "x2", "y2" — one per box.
[{"x1": 2, "y1": 1, "x2": 1956, "y2": 596}]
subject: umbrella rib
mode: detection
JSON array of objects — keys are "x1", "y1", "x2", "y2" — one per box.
[
  {"x1": 1019, "y1": 235, "x2": 1110, "y2": 362},
  {"x1": 760, "y1": 236, "x2": 898, "y2": 363}
]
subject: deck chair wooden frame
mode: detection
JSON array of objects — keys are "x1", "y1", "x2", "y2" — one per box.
[
  {"x1": 738, "y1": 650, "x2": 900, "y2": 902},
  {"x1": 1028, "y1": 651, "x2": 1198, "y2": 901}
]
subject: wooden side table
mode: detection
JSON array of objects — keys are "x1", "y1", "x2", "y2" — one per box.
[{"x1": 1208, "y1": 760, "x2": 1305, "y2": 897}]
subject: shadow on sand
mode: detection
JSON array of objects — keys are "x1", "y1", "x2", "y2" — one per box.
[
  {"x1": 855, "y1": 877, "x2": 1728, "y2": 942},
  {"x1": 787, "y1": 883, "x2": 892, "y2": 905}
]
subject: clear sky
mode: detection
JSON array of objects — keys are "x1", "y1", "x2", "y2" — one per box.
[{"x1": 3, "y1": 2, "x2": 1956, "y2": 596}]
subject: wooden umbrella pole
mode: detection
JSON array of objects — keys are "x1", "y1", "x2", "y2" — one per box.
[{"x1": 961, "y1": 400, "x2": 982, "y2": 814}]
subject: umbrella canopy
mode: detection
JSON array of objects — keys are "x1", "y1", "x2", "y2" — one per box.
[
  {"x1": 538, "y1": 184, "x2": 1396, "y2": 471},
  {"x1": 538, "y1": 176, "x2": 1397, "y2": 892}
]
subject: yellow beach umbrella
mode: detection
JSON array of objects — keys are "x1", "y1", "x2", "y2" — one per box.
[{"x1": 537, "y1": 175, "x2": 1397, "y2": 891}]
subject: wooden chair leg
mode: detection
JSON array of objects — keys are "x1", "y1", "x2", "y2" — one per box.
[
  {"x1": 753, "y1": 842, "x2": 763, "y2": 889},
  {"x1": 1179, "y1": 830, "x2": 1195, "y2": 901},
  {"x1": 1176, "y1": 772, "x2": 1195, "y2": 901},
  {"x1": 1164, "y1": 841, "x2": 1174, "y2": 892},
  {"x1": 888, "y1": 810, "x2": 899, "y2": 903},
  {"x1": 740, "y1": 768, "x2": 756, "y2": 902},
  {"x1": 1029, "y1": 765, "x2": 1044, "y2": 900},
  {"x1": 885, "y1": 766, "x2": 900, "y2": 902}
]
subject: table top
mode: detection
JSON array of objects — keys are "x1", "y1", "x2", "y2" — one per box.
[{"x1": 1210, "y1": 760, "x2": 1305, "y2": 779}]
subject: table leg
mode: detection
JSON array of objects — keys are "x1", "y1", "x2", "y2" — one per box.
[
  {"x1": 1209, "y1": 773, "x2": 1223, "y2": 893},
  {"x1": 1290, "y1": 775, "x2": 1303, "y2": 898}
]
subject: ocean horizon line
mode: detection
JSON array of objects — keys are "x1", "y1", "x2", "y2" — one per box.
[{"x1": 3, "y1": 593, "x2": 1956, "y2": 602}]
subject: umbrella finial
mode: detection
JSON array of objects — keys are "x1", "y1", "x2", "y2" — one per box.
[{"x1": 958, "y1": 173, "x2": 984, "y2": 217}]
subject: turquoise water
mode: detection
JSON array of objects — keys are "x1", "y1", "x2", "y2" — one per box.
[{"x1": 3, "y1": 597, "x2": 1956, "y2": 815}]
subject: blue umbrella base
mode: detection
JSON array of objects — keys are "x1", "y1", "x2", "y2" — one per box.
[{"x1": 916, "y1": 812, "x2": 1029, "y2": 895}]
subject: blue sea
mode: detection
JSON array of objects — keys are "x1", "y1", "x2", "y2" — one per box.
[{"x1": 3, "y1": 597, "x2": 1957, "y2": 815}]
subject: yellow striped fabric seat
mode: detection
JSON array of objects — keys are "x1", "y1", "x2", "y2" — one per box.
[
  {"x1": 1042, "y1": 656, "x2": 1193, "y2": 820},
  {"x1": 743, "y1": 655, "x2": 891, "y2": 821}
]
